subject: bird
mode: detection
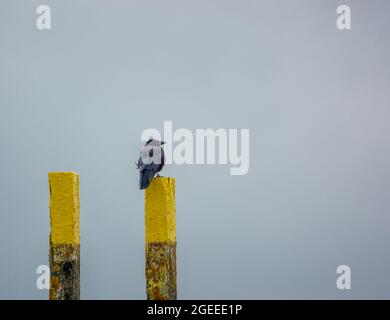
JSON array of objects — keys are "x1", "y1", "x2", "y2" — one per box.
[{"x1": 136, "y1": 138, "x2": 165, "y2": 190}]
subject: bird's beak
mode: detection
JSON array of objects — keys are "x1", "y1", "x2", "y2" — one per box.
[{"x1": 161, "y1": 141, "x2": 166, "y2": 145}]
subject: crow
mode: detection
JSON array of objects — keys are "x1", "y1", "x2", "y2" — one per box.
[{"x1": 136, "y1": 138, "x2": 165, "y2": 190}]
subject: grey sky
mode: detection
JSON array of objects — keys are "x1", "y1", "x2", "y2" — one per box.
[{"x1": 1, "y1": 0, "x2": 390, "y2": 299}]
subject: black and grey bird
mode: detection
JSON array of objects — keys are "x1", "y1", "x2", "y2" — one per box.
[{"x1": 136, "y1": 138, "x2": 165, "y2": 190}]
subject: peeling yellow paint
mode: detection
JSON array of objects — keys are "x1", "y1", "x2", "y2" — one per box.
[
  {"x1": 145, "y1": 177, "x2": 176, "y2": 243},
  {"x1": 49, "y1": 172, "x2": 80, "y2": 245}
]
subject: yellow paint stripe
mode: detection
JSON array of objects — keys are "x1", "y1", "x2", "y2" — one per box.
[
  {"x1": 145, "y1": 177, "x2": 176, "y2": 243},
  {"x1": 49, "y1": 172, "x2": 80, "y2": 245}
]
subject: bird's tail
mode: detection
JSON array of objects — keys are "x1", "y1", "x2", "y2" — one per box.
[{"x1": 139, "y1": 170, "x2": 155, "y2": 190}]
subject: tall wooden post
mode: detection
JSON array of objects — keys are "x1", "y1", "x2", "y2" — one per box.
[
  {"x1": 145, "y1": 177, "x2": 177, "y2": 300},
  {"x1": 48, "y1": 172, "x2": 80, "y2": 300}
]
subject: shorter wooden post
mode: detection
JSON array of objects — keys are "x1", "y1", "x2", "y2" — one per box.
[
  {"x1": 145, "y1": 177, "x2": 177, "y2": 300},
  {"x1": 48, "y1": 172, "x2": 80, "y2": 300}
]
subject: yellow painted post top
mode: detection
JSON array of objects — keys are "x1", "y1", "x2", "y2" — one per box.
[
  {"x1": 49, "y1": 172, "x2": 80, "y2": 245},
  {"x1": 145, "y1": 177, "x2": 176, "y2": 243}
]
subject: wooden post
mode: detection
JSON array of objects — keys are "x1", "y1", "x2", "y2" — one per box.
[
  {"x1": 48, "y1": 172, "x2": 80, "y2": 300},
  {"x1": 145, "y1": 177, "x2": 177, "y2": 300}
]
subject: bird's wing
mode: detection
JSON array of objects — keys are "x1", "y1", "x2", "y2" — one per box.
[
  {"x1": 141, "y1": 162, "x2": 160, "y2": 174},
  {"x1": 136, "y1": 156, "x2": 142, "y2": 169}
]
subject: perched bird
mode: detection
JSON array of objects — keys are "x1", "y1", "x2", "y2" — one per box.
[{"x1": 136, "y1": 138, "x2": 165, "y2": 190}]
